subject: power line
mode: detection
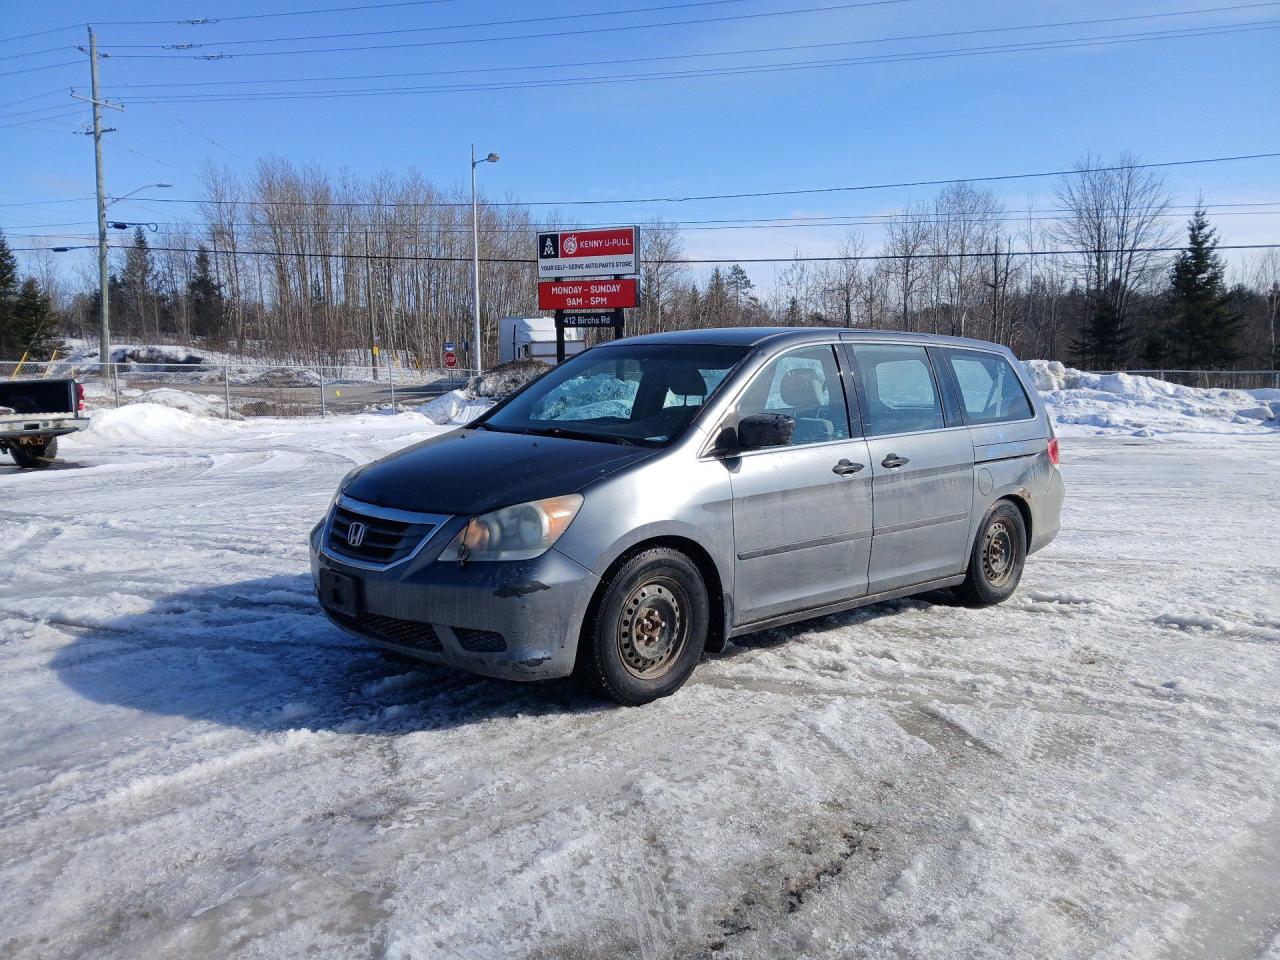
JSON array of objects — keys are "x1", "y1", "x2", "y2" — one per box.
[
  {"x1": 14, "y1": 242, "x2": 1280, "y2": 263},
  {"x1": 105, "y1": 21, "x2": 1280, "y2": 104},
  {"x1": 0, "y1": 108, "x2": 85, "y2": 131},
  {"x1": 95, "y1": 1, "x2": 1280, "y2": 92},
  {"x1": 108, "y1": 0, "x2": 805, "y2": 49},
  {"x1": 101, "y1": 0, "x2": 924, "y2": 59},
  {"x1": 14, "y1": 207, "x2": 1280, "y2": 238},
  {"x1": 0, "y1": 58, "x2": 81, "y2": 79},
  {"x1": 106, "y1": 150, "x2": 1280, "y2": 208}
]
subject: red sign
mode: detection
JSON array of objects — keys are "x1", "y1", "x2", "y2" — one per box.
[
  {"x1": 537, "y1": 227, "x2": 637, "y2": 279},
  {"x1": 444, "y1": 351, "x2": 458, "y2": 368},
  {"x1": 539, "y1": 278, "x2": 638, "y2": 311}
]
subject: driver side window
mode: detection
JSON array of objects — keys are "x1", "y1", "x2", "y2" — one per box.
[{"x1": 736, "y1": 345, "x2": 850, "y2": 447}]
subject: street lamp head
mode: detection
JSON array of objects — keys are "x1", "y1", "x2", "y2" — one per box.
[
  {"x1": 485, "y1": 153, "x2": 500, "y2": 164},
  {"x1": 154, "y1": 182, "x2": 173, "y2": 188}
]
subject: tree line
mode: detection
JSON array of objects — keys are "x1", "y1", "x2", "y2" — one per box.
[{"x1": 9, "y1": 152, "x2": 1279, "y2": 372}]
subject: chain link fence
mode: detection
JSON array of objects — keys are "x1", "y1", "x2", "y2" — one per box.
[
  {"x1": 4, "y1": 360, "x2": 1276, "y2": 421},
  {"x1": 1094, "y1": 369, "x2": 1280, "y2": 390},
  {"x1": 1, "y1": 359, "x2": 475, "y2": 419}
]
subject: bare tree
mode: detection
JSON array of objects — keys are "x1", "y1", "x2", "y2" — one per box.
[{"x1": 1053, "y1": 152, "x2": 1173, "y2": 366}]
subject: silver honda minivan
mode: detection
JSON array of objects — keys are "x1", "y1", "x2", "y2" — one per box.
[{"x1": 311, "y1": 328, "x2": 1063, "y2": 704}]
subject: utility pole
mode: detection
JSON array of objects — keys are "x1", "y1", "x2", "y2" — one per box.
[
  {"x1": 86, "y1": 27, "x2": 113, "y2": 368},
  {"x1": 365, "y1": 230, "x2": 379, "y2": 381}
]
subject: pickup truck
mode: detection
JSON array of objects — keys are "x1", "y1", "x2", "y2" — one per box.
[{"x1": 0, "y1": 378, "x2": 89, "y2": 469}]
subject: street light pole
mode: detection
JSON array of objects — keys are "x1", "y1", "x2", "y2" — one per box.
[{"x1": 470, "y1": 144, "x2": 499, "y2": 373}]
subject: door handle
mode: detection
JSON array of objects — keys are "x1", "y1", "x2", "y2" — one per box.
[
  {"x1": 881, "y1": 454, "x2": 910, "y2": 469},
  {"x1": 832, "y1": 459, "x2": 864, "y2": 476}
]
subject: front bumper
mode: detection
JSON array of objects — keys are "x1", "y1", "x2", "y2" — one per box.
[{"x1": 309, "y1": 515, "x2": 599, "y2": 682}]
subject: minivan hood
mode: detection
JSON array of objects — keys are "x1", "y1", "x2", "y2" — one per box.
[{"x1": 343, "y1": 427, "x2": 657, "y2": 515}]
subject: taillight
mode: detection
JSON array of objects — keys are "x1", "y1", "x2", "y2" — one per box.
[
  {"x1": 1047, "y1": 437, "x2": 1060, "y2": 466},
  {"x1": 76, "y1": 383, "x2": 85, "y2": 412}
]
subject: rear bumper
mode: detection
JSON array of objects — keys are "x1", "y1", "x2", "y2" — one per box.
[
  {"x1": 0, "y1": 415, "x2": 89, "y2": 442},
  {"x1": 1028, "y1": 466, "x2": 1065, "y2": 554},
  {"x1": 309, "y1": 520, "x2": 599, "y2": 682}
]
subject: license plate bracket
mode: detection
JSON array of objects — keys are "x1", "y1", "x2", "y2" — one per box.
[{"x1": 318, "y1": 569, "x2": 362, "y2": 618}]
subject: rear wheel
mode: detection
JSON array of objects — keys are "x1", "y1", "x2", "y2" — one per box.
[
  {"x1": 955, "y1": 500, "x2": 1026, "y2": 606},
  {"x1": 586, "y1": 547, "x2": 709, "y2": 705},
  {"x1": 9, "y1": 436, "x2": 57, "y2": 469}
]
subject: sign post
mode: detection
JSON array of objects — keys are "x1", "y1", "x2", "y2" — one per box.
[{"x1": 536, "y1": 227, "x2": 638, "y2": 362}]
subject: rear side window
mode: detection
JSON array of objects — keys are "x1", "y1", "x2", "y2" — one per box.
[
  {"x1": 945, "y1": 351, "x2": 1034, "y2": 424},
  {"x1": 851, "y1": 345, "x2": 945, "y2": 436}
]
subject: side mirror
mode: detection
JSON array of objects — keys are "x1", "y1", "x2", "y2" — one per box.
[{"x1": 737, "y1": 413, "x2": 795, "y2": 450}]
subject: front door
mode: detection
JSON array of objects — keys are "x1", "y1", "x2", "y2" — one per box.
[
  {"x1": 846, "y1": 342, "x2": 975, "y2": 594},
  {"x1": 724, "y1": 344, "x2": 874, "y2": 625}
]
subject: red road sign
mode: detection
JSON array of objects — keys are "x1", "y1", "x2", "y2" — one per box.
[
  {"x1": 537, "y1": 227, "x2": 637, "y2": 279},
  {"x1": 538, "y1": 278, "x2": 638, "y2": 311},
  {"x1": 444, "y1": 351, "x2": 458, "y2": 368}
]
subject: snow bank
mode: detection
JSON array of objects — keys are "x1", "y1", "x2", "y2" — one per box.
[
  {"x1": 127, "y1": 388, "x2": 241, "y2": 420},
  {"x1": 1025, "y1": 360, "x2": 1279, "y2": 436},
  {"x1": 81, "y1": 403, "x2": 236, "y2": 443},
  {"x1": 416, "y1": 389, "x2": 494, "y2": 426},
  {"x1": 466, "y1": 359, "x2": 548, "y2": 399}
]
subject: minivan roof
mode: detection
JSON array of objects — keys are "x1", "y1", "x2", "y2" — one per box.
[{"x1": 609, "y1": 326, "x2": 1013, "y2": 353}]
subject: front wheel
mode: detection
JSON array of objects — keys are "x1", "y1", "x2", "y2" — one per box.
[
  {"x1": 586, "y1": 547, "x2": 709, "y2": 705},
  {"x1": 9, "y1": 436, "x2": 58, "y2": 469},
  {"x1": 955, "y1": 501, "x2": 1026, "y2": 606}
]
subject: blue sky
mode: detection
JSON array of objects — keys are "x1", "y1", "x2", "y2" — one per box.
[{"x1": 2, "y1": 0, "x2": 1277, "y2": 283}]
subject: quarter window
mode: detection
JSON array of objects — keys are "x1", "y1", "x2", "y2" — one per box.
[
  {"x1": 851, "y1": 344, "x2": 945, "y2": 436},
  {"x1": 735, "y1": 345, "x2": 850, "y2": 447},
  {"x1": 946, "y1": 351, "x2": 1034, "y2": 424}
]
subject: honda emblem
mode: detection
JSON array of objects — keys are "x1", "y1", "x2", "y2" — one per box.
[{"x1": 346, "y1": 521, "x2": 367, "y2": 548}]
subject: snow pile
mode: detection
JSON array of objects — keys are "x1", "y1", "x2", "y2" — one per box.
[
  {"x1": 82, "y1": 403, "x2": 236, "y2": 443},
  {"x1": 536, "y1": 373, "x2": 638, "y2": 420},
  {"x1": 126, "y1": 388, "x2": 241, "y2": 420},
  {"x1": 1025, "y1": 360, "x2": 1279, "y2": 436},
  {"x1": 466, "y1": 359, "x2": 548, "y2": 399},
  {"x1": 110, "y1": 345, "x2": 205, "y2": 367},
  {"x1": 416, "y1": 389, "x2": 495, "y2": 426}
]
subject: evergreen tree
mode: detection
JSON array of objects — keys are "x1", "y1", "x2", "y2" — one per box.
[
  {"x1": 726, "y1": 264, "x2": 753, "y2": 323},
  {"x1": 188, "y1": 245, "x2": 225, "y2": 338},
  {"x1": 704, "y1": 267, "x2": 731, "y2": 326},
  {"x1": 1169, "y1": 207, "x2": 1243, "y2": 367},
  {"x1": 1073, "y1": 281, "x2": 1129, "y2": 369},
  {"x1": 8, "y1": 277, "x2": 60, "y2": 359},
  {"x1": 0, "y1": 230, "x2": 17, "y2": 307},
  {"x1": 117, "y1": 227, "x2": 156, "y2": 336}
]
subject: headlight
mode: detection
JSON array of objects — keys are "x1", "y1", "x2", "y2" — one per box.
[{"x1": 438, "y1": 494, "x2": 583, "y2": 563}]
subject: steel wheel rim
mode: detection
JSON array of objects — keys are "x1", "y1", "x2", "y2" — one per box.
[
  {"x1": 982, "y1": 519, "x2": 1015, "y2": 587},
  {"x1": 617, "y1": 578, "x2": 687, "y2": 680}
]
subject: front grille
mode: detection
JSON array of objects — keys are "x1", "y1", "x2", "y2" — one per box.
[
  {"x1": 327, "y1": 503, "x2": 438, "y2": 566},
  {"x1": 333, "y1": 611, "x2": 443, "y2": 652},
  {"x1": 454, "y1": 627, "x2": 508, "y2": 653}
]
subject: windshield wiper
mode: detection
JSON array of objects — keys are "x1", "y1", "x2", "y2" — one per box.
[{"x1": 530, "y1": 425, "x2": 638, "y2": 446}]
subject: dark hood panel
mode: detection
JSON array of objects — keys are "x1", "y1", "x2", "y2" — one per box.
[{"x1": 343, "y1": 428, "x2": 655, "y2": 515}]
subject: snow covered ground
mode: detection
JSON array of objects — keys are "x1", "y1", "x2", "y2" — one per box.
[{"x1": 1, "y1": 382, "x2": 1278, "y2": 959}]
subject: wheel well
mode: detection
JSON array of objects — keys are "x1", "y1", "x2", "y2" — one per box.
[
  {"x1": 1000, "y1": 494, "x2": 1033, "y2": 546},
  {"x1": 575, "y1": 536, "x2": 728, "y2": 670}
]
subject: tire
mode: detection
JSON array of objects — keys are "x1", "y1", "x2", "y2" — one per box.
[
  {"x1": 955, "y1": 500, "x2": 1026, "y2": 607},
  {"x1": 586, "y1": 547, "x2": 709, "y2": 706},
  {"x1": 9, "y1": 436, "x2": 57, "y2": 469}
]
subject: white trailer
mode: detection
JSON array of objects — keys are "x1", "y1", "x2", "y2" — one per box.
[{"x1": 498, "y1": 317, "x2": 586, "y2": 364}]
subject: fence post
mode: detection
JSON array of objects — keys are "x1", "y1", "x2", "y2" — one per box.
[
  {"x1": 111, "y1": 363, "x2": 120, "y2": 407},
  {"x1": 223, "y1": 365, "x2": 231, "y2": 420},
  {"x1": 319, "y1": 366, "x2": 327, "y2": 418}
]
